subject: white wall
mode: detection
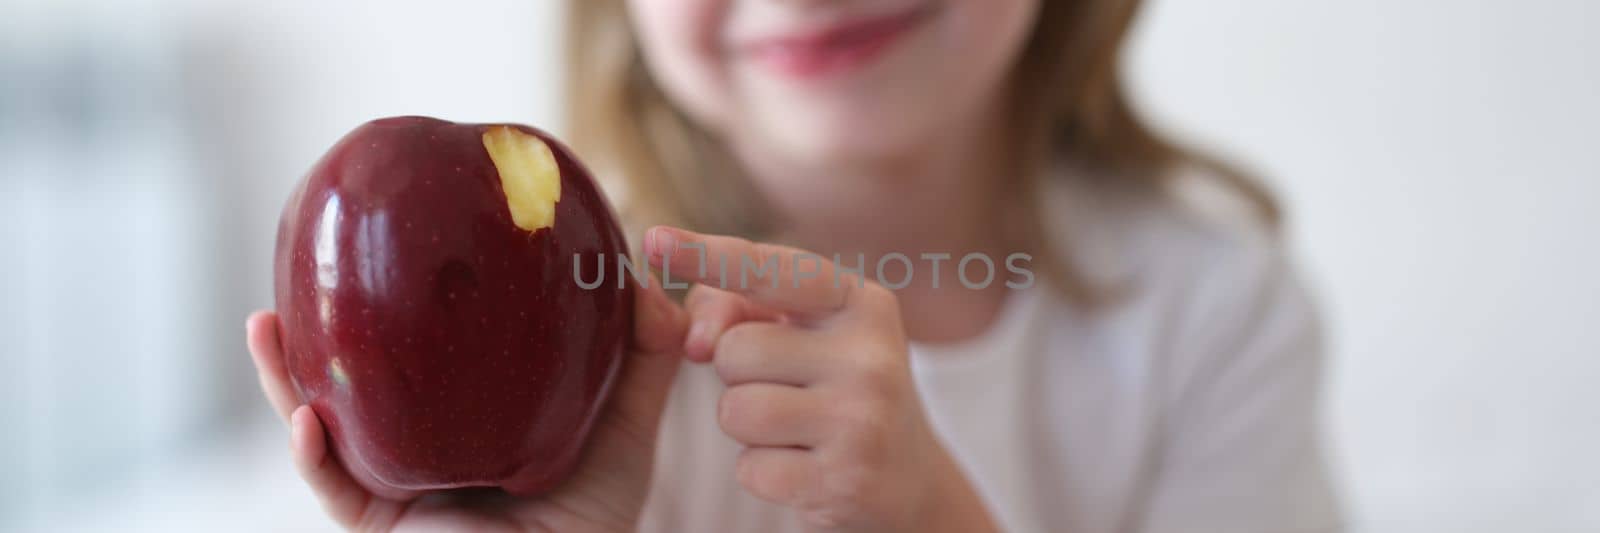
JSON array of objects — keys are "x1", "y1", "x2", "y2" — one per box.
[{"x1": 1128, "y1": 0, "x2": 1600, "y2": 531}]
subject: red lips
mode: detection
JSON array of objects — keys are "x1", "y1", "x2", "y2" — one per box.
[{"x1": 739, "y1": 4, "x2": 936, "y2": 79}]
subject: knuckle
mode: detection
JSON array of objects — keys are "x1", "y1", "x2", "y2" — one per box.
[
  {"x1": 714, "y1": 323, "x2": 756, "y2": 357},
  {"x1": 802, "y1": 461, "x2": 875, "y2": 526},
  {"x1": 711, "y1": 352, "x2": 740, "y2": 383},
  {"x1": 829, "y1": 401, "x2": 896, "y2": 469},
  {"x1": 843, "y1": 281, "x2": 898, "y2": 315},
  {"x1": 850, "y1": 353, "x2": 905, "y2": 394},
  {"x1": 852, "y1": 283, "x2": 908, "y2": 330},
  {"x1": 719, "y1": 386, "x2": 776, "y2": 436},
  {"x1": 713, "y1": 324, "x2": 775, "y2": 384},
  {"x1": 750, "y1": 242, "x2": 785, "y2": 275},
  {"x1": 717, "y1": 389, "x2": 747, "y2": 433},
  {"x1": 822, "y1": 464, "x2": 874, "y2": 503},
  {"x1": 724, "y1": 322, "x2": 762, "y2": 349},
  {"x1": 859, "y1": 281, "x2": 896, "y2": 306},
  {"x1": 834, "y1": 399, "x2": 892, "y2": 441},
  {"x1": 712, "y1": 360, "x2": 746, "y2": 386},
  {"x1": 684, "y1": 283, "x2": 717, "y2": 310},
  {"x1": 751, "y1": 241, "x2": 785, "y2": 261},
  {"x1": 736, "y1": 452, "x2": 784, "y2": 499}
]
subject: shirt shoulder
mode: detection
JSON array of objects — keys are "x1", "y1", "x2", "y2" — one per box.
[
  {"x1": 1042, "y1": 165, "x2": 1341, "y2": 532},
  {"x1": 1044, "y1": 161, "x2": 1326, "y2": 388},
  {"x1": 1041, "y1": 163, "x2": 1288, "y2": 297}
]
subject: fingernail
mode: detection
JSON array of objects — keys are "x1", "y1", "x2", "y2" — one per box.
[
  {"x1": 289, "y1": 415, "x2": 305, "y2": 452},
  {"x1": 650, "y1": 227, "x2": 678, "y2": 260},
  {"x1": 688, "y1": 321, "x2": 708, "y2": 346},
  {"x1": 690, "y1": 322, "x2": 721, "y2": 362}
]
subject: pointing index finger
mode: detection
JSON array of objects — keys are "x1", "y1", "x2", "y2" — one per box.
[{"x1": 644, "y1": 226, "x2": 859, "y2": 317}]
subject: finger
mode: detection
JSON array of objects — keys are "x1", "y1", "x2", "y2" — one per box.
[
  {"x1": 247, "y1": 310, "x2": 298, "y2": 424},
  {"x1": 631, "y1": 272, "x2": 690, "y2": 357},
  {"x1": 644, "y1": 226, "x2": 861, "y2": 318},
  {"x1": 290, "y1": 406, "x2": 402, "y2": 531},
  {"x1": 714, "y1": 322, "x2": 831, "y2": 386},
  {"x1": 684, "y1": 284, "x2": 783, "y2": 363},
  {"x1": 735, "y1": 447, "x2": 816, "y2": 507},
  {"x1": 604, "y1": 273, "x2": 688, "y2": 444},
  {"x1": 719, "y1": 383, "x2": 829, "y2": 447}
]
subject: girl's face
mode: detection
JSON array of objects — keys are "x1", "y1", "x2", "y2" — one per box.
[{"x1": 627, "y1": 0, "x2": 1040, "y2": 167}]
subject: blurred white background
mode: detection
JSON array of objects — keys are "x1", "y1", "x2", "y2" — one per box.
[{"x1": 1, "y1": 0, "x2": 1595, "y2": 531}]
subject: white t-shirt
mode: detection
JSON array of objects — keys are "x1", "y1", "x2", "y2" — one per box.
[{"x1": 638, "y1": 169, "x2": 1342, "y2": 533}]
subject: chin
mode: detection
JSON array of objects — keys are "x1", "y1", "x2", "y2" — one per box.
[{"x1": 757, "y1": 117, "x2": 928, "y2": 168}]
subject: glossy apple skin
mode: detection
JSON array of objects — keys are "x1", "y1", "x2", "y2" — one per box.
[{"x1": 273, "y1": 116, "x2": 631, "y2": 498}]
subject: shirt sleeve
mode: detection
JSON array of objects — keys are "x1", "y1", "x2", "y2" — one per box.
[{"x1": 1136, "y1": 234, "x2": 1344, "y2": 533}]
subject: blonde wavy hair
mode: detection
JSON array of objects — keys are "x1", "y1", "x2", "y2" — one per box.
[{"x1": 564, "y1": 1, "x2": 1276, "y2": 304}]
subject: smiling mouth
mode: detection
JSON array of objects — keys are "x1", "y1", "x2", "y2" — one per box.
[{"x1": 738, "y1": 3, "x2": 939, "y2": 79}]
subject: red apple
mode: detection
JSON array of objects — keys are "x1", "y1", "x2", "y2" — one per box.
[{"x1": 273, "y1": 116, "x2": 632, "y2": 498}]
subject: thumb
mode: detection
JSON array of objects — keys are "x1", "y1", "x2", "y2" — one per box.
[
  {"x1": 546, "y1": 273, "x2": 686, "y2": 524},
  {"x1": 607, "y1": 272, "x2": 688, "y2": 439}
]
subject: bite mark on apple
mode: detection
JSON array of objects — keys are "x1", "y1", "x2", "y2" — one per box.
[{"x1": 482, "y1": 126, "x2": 561, "y2": 232}]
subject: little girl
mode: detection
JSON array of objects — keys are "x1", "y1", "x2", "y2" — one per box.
[{"x1": 246, "y1": 0, "x2": 1341, "y2": 531}]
